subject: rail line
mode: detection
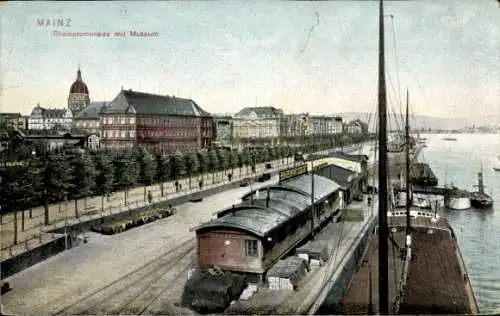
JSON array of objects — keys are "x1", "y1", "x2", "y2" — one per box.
[
  {"x1": 114, "y1": 250, "x2": 193, "y2": 315},
  {"x1": 53, "y1": 238, "x2": 196, "y2": 315}
]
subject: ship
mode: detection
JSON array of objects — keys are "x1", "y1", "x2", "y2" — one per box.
[
  {"x1": 444, "y1": 186, "x2": 471, "y2": 210},
  {"x1": 409, "y1": 162, "x2": 438, "y2": 187},
  {"x1": 470, "y1": 165, "x2": 493, "y2": 209},
  {"x1": 335, "y1": 0, "x2": 479, "y2": 314},
  {"x1": 443, "y1": 137, "x2": 458, "y2": 141},
  {"x1": 493, "y1": 156, "x2": 500, "y2": 172}
]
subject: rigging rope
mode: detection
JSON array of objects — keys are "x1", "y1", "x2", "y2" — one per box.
[{"x1": 390, "y1": 15, "x2": 404, "y2": 127}]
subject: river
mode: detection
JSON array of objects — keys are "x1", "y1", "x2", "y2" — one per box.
[{"x1": 421, "y1": 133, "x2": 500, "y2": 313}]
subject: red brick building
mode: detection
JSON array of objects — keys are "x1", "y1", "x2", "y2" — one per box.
[{"x1": 100, "y1": 89, "x2": 212, "y2": 152}]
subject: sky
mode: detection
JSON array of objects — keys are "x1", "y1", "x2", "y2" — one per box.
[{"x1": 0, "y1": 0, "x2": 499, "y2": 120}]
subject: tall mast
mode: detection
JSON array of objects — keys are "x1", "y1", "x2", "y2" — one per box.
[
  {"x1": 377, "y1": 0, "x2": 389, "y2": 313},
  {"x1": 405, "y1": 89, "x2": 411, "y2": 234}
]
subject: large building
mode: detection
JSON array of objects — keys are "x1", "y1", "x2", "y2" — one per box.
[
  {"x1": 68, "y1": 67, "x2": 91, "y2": 116},
  {"x1": 28, "y1": 104, "x2": 73, "y2": 131},
  {"x1": 100, "y1": 89, "x2": 212, "y2": 152},
  {"x1": 311, "y1": 115, "x2": 343, "y2": 135},
  {"x1": 281, "y1": 113, "x2": 309, "y2": 138},
  {"x1": 0, "y1": 113, "x2": 28, "y2": 131},
  {"x1": 72, "y1": 101, "x2": 107, "y2": 136},
  {"x1": 232, "y1": 106, "x2": 284, "y2": 143},
  {"x1": 212, "y1": 115, "x2": 233, "y2": 147}
]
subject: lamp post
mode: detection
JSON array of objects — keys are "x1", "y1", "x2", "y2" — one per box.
[{"x1": 64, "y1": 194, "x2": 68, "y2": 250}]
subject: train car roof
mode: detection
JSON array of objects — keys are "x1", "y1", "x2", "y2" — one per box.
[
  {"x1": 193, "y1": 173, "x2": 341, "y2": 238},
  {"x1": 193, "y1": 203, "x2": 296, "y2": 238},
  {"x1": 282, "y1": 173, "x2": 342, "y2": 202}
]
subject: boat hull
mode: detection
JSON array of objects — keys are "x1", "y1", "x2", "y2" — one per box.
[
  {"x1": 445, "y1": 197, "x2": 471, "y2": 210},
  {"x1": 471, "y1": 198, "x2": 493, "y2": 209}
]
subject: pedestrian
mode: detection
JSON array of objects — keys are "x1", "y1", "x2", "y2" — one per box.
[{"x1": 147, "y1": 190, "x2": 152, "y2": 204}]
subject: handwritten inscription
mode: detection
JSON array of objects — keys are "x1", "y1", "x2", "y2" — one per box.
[{"x1": 279, "y1": 164, "x2": 308, "y2": 182}]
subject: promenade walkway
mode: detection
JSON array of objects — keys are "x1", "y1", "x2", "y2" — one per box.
[{"x1": 0, "y1": 158, "x2": 293, "y2": 260}]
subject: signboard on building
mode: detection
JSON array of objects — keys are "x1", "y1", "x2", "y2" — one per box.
[
  {"x1": 312, "y1": 161, "x2": 329, "y2": 171},
  {"x1": 279, "y1": 164, "x2": 308, "y2": 183}
]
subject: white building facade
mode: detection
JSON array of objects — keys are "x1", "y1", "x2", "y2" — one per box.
[
  {"x1": 28, "y1": 104, "x2": 73, "y2": 131},
  {"x1": 232, "y1": 106, "x2": 283, "y2": 140}
]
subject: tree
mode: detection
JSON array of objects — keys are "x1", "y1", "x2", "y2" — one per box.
[
  {"x1": 184, "y1": 152, "x2": 199, "y2": 189},
  {"x1": 228, "y1": 150, "x2": 238, "y2": 176},
  {"x1": 69, "y1": 153, "x2": 96, "y2": 217},
  {"x1": 268, "y1": 146, "x2": 277, "y2": 162},
  {"x1": 1, "y1": 165, "x2": 33, "y2": 243},
  {"x1": 216, "y1": 149, "x2": 229, "y2": 175},
  {"x1": 135, "y1": 147, "x2": 157, "y2": 201},
  {"x1": 275, "y1": 146, "x2": 284, "y2": 165},
  {"x1": 155, "y1": 153, "x2": 171, "y2": 197},
  {"x1": 262, "y1": 147, "x2": 270, "y2": 163},
  {"x1": 197, "y1": 151, "x2": 208, "y2": 183},
  {"x1": 207, "y1": 150, "x2": 219, "y2": 184},
  {"x1": 237, "y1": 150, "x2": 247, "y2": 178},
  {"x1": 42, "y1": 153, "x2": 74, "y2": 225},
  {"x1": 112, "y1": 148, "x2": 138, "y2": 205},
  {"x1": 245, "y1": 148, "x2": 254, "y2": 175},
  {"x1": 93, "y1": 151, "x2": 114, "y2": 211},
  {"x1": 170, "y1": 151, "x2": 186, "y2": 182}
]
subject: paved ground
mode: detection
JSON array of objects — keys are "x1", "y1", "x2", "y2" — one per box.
[
  {"x1": 0, "y1": 175, "x2": 281, "y2": 315},
  {"x1": 0, "y1": 158, "x2": 291, "y2": 255}
]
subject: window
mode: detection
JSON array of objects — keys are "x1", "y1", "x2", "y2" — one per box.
[
  {"x1": 129, "y1": 130, "x2": 135, "y2": 138},
  {"x1": 121, "y1": 130, "x2": 126, "y2": 138},
  {"x1": 120, "y1": 116, "x2": 125, "y2": 125},
  {"x1": 245, "y1": 239, "x2": 258, "y2": 257}
]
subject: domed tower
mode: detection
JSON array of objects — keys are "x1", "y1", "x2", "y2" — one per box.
[{"x1": 68, "y1": 66, "x2": 90, "y2": 116}]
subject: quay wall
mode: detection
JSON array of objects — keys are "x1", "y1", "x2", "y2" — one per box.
[
  {"x1": 312, "y1": 215, "x2": 377, "y2": 314},
  {"x1": 1, "y1": 235, "x2": 67, "y2": 280}
]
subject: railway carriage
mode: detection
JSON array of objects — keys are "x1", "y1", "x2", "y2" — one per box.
[{"x1": 192, "y1": 172, "x2": 342, "y2": 278}]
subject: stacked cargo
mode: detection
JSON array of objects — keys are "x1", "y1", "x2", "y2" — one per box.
[
  {"x1": 181, "y1": 270, "x2": 247, "y2": 314},
  {"x1": 91, "y1": 207, "x2": 176, "y2": 235},
  {"x1": 267, "y1": 256, "x2": 309, "y2": 290},
  {"x1": 296, "y1": 240, "x2": 329, "y2": 266}
]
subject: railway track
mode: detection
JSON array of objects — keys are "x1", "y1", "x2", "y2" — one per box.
[{"x1": 53, "y1": 238, "x2": 196, "y2": 315}]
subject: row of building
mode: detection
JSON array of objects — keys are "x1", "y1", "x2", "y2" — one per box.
[{"x1": 1, "y1": 68, "x2": 365, "y2": 153}]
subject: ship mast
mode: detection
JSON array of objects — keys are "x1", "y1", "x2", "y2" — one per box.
[
  {"x1": 478, "y1": 163, "x2": 484, "y2": 194},
  {"x1": 377, "y1": 0, "x2": 389, "y2": 313},
  {"x1": 405, "y1": 89, "x2": 411, "y2": 235}
]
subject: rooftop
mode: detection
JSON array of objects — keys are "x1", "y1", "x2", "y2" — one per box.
[
  {"x1": 313, "y1": 164, "x2": 359, "y2": 188},
  {"x1": 194, "y1": 174, "x2": 341, "y2": 238},
  {"x1": 74, "y1": 101, "x2": 107, "y2": 119},
  {"x1": 194, "y1": 204, "x2": 294, "y2": 238},
  {"x1": 281, "y1": 173, "x2": 342, "y2": 202},
  {"x1": 316, "y1": 152, "x2": 369, "y2": 163},
  {"x1": 234, "y1": 106, "x2": 283, "y2": 118},
  {"x1": 102, "y1": 89, "x2": 211, "y2": 117}
]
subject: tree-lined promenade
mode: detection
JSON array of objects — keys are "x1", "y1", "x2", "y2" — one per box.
[{"x1": 0, "y1": 132, "x2": 371, "y2": 249}]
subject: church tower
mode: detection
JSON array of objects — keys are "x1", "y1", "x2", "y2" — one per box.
[{"x1": 68, "y1": 66, "x2": 90, "y2": 116}]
